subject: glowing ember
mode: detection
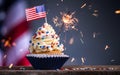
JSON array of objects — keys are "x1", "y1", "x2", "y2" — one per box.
[
  {"x1": 111, "y1": 59, "x2": 115, "y2": 62},
  {"x1": 12, "y1": 42, "x2": 16, "y2": 46},
  {"x1": 80, "y1": 38, "x2": 84, "y2": 44},
  {"x1": 61, "y1": 0, "x2": 63, "y2": 2},
  {"x1": 71, "y1": 57, "x2": 75, "y2": 62},
  {"x1": 81, "y1": 57, "x2": 86, "y2": 64},
  {"x1": 81, "y1": 3, "x2": 86, "y2": 8},
  {"x1": 115, "y1": 10, "x2": 120, "y2": 14},
  {"x1": 80, "y1": 31, "x2": 83, "y2": 38},
  {"x1": 4, "y1": 40, "x2": 11, "y2": 47},
  {"x1": 3, "y1": 54, "x2": 7, "y2": 59},
  {"x1": 69, "y1": 37, "x2": 74, "y2": 45},
  {"x1": 93, "y1": 32, "x2": 96, "y2": 38},
  {"x1": 105, "y1": 45, "x2": 110, "y2": 50},
  {"x1": 56, "y1": 3, "x2": 59, "y2": 6},
  {"x1": 1, "y1": 39, "x2": 5, "y2": 43},
  {"x1": 92, "y1": 13, "x2": 98, "y2": 17},
  {"x1": 9, "y1": 63, "x2": 13, "y2": 69}
]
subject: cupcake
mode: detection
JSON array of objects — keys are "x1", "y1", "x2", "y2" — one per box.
[{"x1": 26, "y1": 23, "x2": 69, "y2": 70}]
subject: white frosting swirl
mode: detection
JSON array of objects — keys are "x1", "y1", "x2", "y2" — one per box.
[{"x1": 29, "y1": 23, "x2": 64, "y2": 53}]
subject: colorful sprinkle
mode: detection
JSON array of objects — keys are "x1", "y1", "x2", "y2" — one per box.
[
  {"x1": 46, "y1": 31, "x2": 49, "y2": 34},
  {"x1": 29, "y1": 40, "x2": 32, "y2": 43},
  {"x1": 32, "y1": 43, "x2": 34, "y2": 46},
  {"x1": 37, "y1": 42, "x2": 40, "y2": 45}
]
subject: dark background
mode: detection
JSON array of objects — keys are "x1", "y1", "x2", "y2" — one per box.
[{"x1": 1, "y1": 0, "x2": 120, "y2": 65}]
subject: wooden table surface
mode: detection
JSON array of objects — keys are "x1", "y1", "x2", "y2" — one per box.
[{"x1": 0, "y1": 65, "x2": 120, "y2": 75}]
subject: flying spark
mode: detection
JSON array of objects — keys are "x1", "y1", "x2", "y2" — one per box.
[
  {"x1": 61, "y1": 0, "x2": 63, "y2": 2},
  {"x1": 71, "y1": 57, "x2": 75, "y2": 62},
  {"x1": 80, "y1": 31, "x2": 83, "y2": 38},
  {"x1": 9, "y1": 63, "x2": 13, "y2": 69},
  {"x1": 80, "y1": 38, "x2": 84, "y2": 44},
  {"x1": 12, "y1": 42, "x2": 16, "y2": 46},
  {"x1": 105, "y1": 45, "x2": 110, "y2": 50},
  {"x1": 94, "y1": 10, "x2": 98, "y2": 13},
  {"x1": 81, "y1": 3, "x2": 86, "y2": 8},
  {"x1": 115, "y1": 10, "x2": 120, "y2": 14},
  {"x1": 110, "y1": 59, "x2": 115, "y2": 62},
  {"x1": 3, "y1": 54, "x2": 7, "y2": 59},
  {"x1": 93, "y1": 32, "x2": 96, "y2": 38},
  {"x1": 92, "y1": 13, "x2": 98, "y2": 17},
  {"x1": 69, "y1": 37, "x2": 74, "y2": 45},
  {"x1": 56, "y1": 3, "x2": 59, "y2": 6},
  {"x1": 81, "y1": 57, "x2": 86, "y2": 65}
]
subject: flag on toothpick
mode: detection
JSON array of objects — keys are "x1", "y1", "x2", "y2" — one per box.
[{"x1": 25, "y1": 4, "x2": 46, "y2": 21}]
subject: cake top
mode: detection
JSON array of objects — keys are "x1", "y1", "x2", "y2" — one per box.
[{"x1": 29, "y1": 23, "x2": 64, "y2": 54}]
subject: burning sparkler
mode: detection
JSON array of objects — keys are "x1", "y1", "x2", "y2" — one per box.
[{"x1": 53, "y1": 11, "x2": 78, "y2": 35}]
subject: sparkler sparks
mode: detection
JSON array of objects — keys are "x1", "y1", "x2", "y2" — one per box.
[{"x1": 53, "y1": 11, "x2": 78, "y2": 32}]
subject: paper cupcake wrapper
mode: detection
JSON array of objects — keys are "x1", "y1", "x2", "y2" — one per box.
[{"x1": 26, "y1": 54, "x2": 69, "y2": 70}]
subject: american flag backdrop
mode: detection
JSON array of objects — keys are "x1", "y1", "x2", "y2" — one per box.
[
  {"x1": 0, "y1": 0, "x2": 31, "y2": 66},
  {"x1": 25, "y1": 4, "x2": 46, "y2": 21}
]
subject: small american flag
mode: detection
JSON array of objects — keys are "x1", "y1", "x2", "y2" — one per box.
[{"x1": 25, "y1": 5, "x2": 46, "y2": 21}]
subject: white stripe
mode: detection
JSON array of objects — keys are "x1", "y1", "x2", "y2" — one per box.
[{"x1": 1, "y1": 1, "x2": 27, "y2": 35}]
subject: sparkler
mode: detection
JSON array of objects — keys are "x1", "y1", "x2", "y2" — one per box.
[{"x1": 53, "y1": 11, "x2": 78, "y2": 35}]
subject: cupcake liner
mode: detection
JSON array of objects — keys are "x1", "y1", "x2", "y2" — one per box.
[{"x1": 26, "y1": 54, "x2": 69, "y2": 70}]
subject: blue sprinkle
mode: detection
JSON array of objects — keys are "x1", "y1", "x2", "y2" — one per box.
[
  {"x1": 37, "y1": 42, "x2": 40, "y2": 45},
  {"x1": 32, "y1": 43, "x2": 34, "y2": 46},
  {"x1": 42, "y1": 36, "x2": 45, "y2": 39},
  {"x1": 46, "y1": 31, "x2": 49, "y2": 34},
  {"x1": 39, "y1": 27, "x2": 41, "y2": 30},
  {"x1": 40, "y1": 46, "x2": 45, "y2": 48},
  {"x1": 29, "y1": 40, "x2": 32, "y2": 43}
]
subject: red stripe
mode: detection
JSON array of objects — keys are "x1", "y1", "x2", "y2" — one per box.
[
  {"x1": 5, "y1": 20, "x2": 30, "y2": 44},
  {"x1": 16, "y1": 51, "x2": 31, "y2": 66}
]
